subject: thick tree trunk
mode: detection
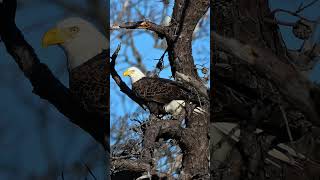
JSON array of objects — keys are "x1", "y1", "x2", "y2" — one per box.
[{"x1": 212, "y1": 0, "x2": 320, "y2": 179}]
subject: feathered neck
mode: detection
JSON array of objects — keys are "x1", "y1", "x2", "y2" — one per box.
[
  {"x1": 69, "y1": 49, "x2": 107, "y2": 72},
  {"x1": 131, "y1": 73, "x2": 146, "y2": 83}
]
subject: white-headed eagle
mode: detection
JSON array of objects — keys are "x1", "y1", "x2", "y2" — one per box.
[
  {"x1": 42, "y1": 17, "x2": 107, "y2": 116},
  {"x1": 123, "y1": 66, "x2": 205, "y2": 116}
]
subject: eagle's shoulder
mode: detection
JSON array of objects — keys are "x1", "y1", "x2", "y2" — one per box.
[{"x1": 69, "y1": 50, "x2": 108, "y2": 113}]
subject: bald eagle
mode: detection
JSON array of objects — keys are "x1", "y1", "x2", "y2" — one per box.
[
  {"x1": 42, "y1": 17, "x2": 107, "y2": 115},
  {"x1": 123, "y1": 67, "x2": 205, "y2": 116}
]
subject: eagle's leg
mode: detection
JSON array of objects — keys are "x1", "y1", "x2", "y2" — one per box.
[
  {"x1": 176, "y1": 110, "x2": 186, "y2": 126},
  {"x1": 183, "y1": 101, "x2": 197, "y2": 124}
]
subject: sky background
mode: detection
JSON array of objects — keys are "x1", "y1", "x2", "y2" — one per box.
[{"x1": 0, "y1": 1, "x2": 107, "y2": 179}]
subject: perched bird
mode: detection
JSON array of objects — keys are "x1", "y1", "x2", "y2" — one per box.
[
  {"x1": 123, "y1": 66, "x2": 204, "y2": 116},
  {"x1": 42, "y1": 17, "x2": 108, "y2": 116}
]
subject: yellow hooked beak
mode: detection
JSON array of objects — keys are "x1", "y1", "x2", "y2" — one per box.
[
  {"x1": 123, "y1": 69, "x2": 133, "y2": 76},
  {"x1": 42, "y1": 28, "x2": 67, "y2": 48}
]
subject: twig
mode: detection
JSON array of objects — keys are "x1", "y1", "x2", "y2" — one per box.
[
  {"x1": 263, "y1": 17, "x2": 296, "y2": 27},
  {"x1": 83, "y1": 163, "x2": 97, "y2": 180},
  {"x1": 270, "y1": 8, "x2": 318, "y2": 23},
  {"x1": 110, "y1": 21, "x2": 168, "y2": 39},
  {"x1": 295, "y1": 0, "x2": 320, "y2": 14},
  {"x1": 279, "y1": 105, "x2": 295, "y2": 150},
  {"x1": 154, "y1": 48, "x2": 168, "y2": 72},
  {"x1": 278, "y1": 96, "x2": 300, "y2": 160}
]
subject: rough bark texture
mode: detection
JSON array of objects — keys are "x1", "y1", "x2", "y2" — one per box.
[
  {"x1": 212, "y1": 0, "x2": 320, "y2": 179},
  {"x1": 0, "y1": 0, "x2": 109, "y2": 150}
]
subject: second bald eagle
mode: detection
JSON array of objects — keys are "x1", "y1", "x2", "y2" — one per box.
[{"x1": 42, "y1": 17, "x2": 107, "y2": 116}]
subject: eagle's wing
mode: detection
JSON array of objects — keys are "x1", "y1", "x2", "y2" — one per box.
[
  {"x1": 133, "y1": 77, "x2": 194, "y2": 105},
  {"x1": 69, "y1": 51, "x2": 108, "y2": 115}
]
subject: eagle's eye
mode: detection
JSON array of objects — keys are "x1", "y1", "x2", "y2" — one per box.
[{"x1": 69, "y1": 26, "x2": 80, "y2": 33}]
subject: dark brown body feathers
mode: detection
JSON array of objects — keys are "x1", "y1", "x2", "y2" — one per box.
[
  {"x1": 69, "y1": 50, "x2": 108, "y2": 116},
  {"x1": 132, "y1": 77, "x2": 200, "y2": 115}
]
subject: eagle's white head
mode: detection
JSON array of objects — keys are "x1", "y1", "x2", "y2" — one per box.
[
  {"x1": 123, "y1": 67, "x2": 146, "y2": 83},
  {"x1": 42, "y1": 17, "x2": 107, "y2": 70}
]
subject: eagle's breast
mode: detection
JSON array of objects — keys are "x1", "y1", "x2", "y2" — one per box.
[{"x1": 69, "y1": 50, "x2": 108, "y2": 114}]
